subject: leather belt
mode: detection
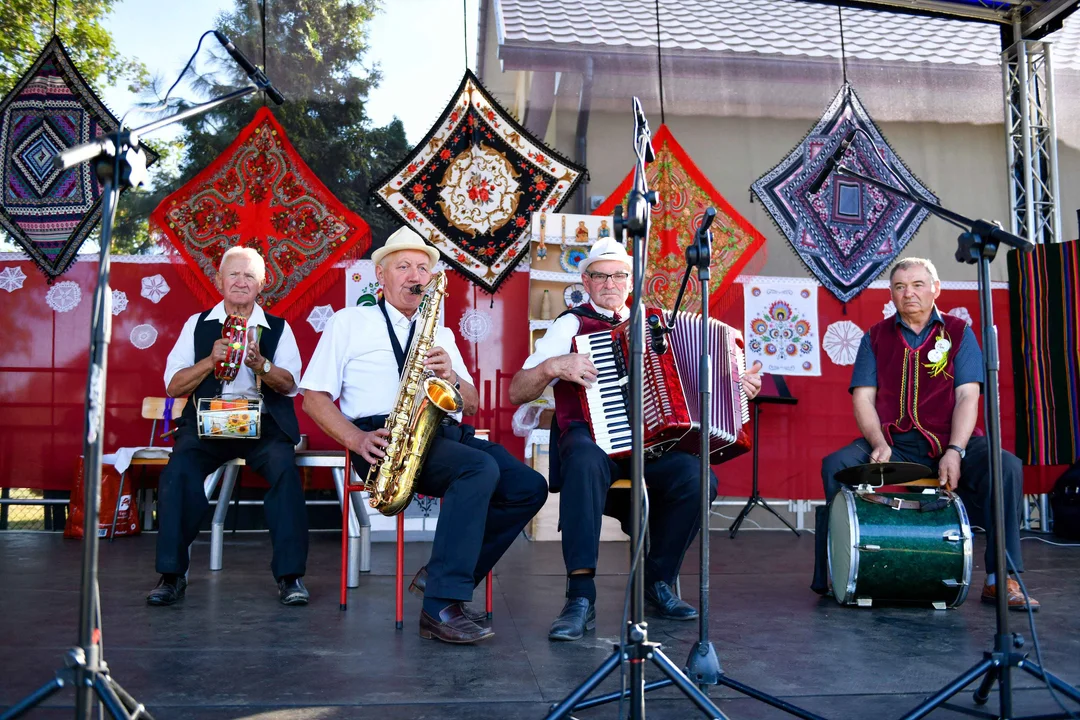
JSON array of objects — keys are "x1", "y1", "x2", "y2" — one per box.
[{"x1": 857, "y1": 493, "x2": 953, "y2": 513}]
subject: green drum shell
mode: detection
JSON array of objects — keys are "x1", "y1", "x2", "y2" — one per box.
[{"x1": 829, "y1": 487, "x2": 972, "y2": 608}]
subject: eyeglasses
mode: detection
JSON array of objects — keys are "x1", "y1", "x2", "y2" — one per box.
[{"x1": 585, "y1": 271, "x2": 629, "y2": 284}]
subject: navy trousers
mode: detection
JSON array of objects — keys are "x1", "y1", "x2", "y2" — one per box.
[
  {"x1": 557, "y1": 422, "x2": 718, "y2": 586},
  {"x1": 353, "y1": 423, "x2": 547, "y2": 602},
  {"x1": 155, "y1": 415, "x2": 308, "y2": 580},
  {"x1": 814, "y1": 433, "x2": 1025, "y2": 591}
]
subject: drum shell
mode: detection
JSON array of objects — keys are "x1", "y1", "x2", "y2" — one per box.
[{"x1": 829, "y1": 487, "x2": 972, "y2": 608}]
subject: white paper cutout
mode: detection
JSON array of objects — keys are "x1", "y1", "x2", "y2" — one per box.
[
  {"x1": 947, "y1": 306, "x2": 973, "y2": 327},
  {"x1": 307, "y1": 304, "x2": 335, "y2": 333},
  {"x1": 0, "y1": 266, "x2": 26, "y2": 292},
  {"x1": 141, "y1": 274, "x2": 170, "y2": 304},
  {"x1": 882, "y1": 300, "x2": 897, "y2": 318},
  {"x1": 45, "y1": 281, "x2": 81, "y2": 313},
  {"x1": 130, "y1": 324, "x2": 158, "y2": 349},
  {"x1": 111, "y1": 290, "x2": 128, "y2": 316},
  {"x1": 459, "y1": 308, "x2": 493, "y2": 344},
  {"x1": 822, "y1": 320, "x2": 864, "y2": 366}
]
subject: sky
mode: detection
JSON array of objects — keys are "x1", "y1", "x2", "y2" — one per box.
[{"x1": 98, "y1": 0, "x2": 482, "y2": 145}]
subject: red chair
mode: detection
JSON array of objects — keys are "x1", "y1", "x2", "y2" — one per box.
[{"x1": 341, "y1": 451, "x2": 493, "y2": 628}]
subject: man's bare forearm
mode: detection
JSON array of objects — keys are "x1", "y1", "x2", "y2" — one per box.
[
  {"x1": 167, "y1": 358, "x2": 214, "y2": 398},
  {"x1": 948, "y1": 387, "x2": 980, "y2": 450},
  {"x1": 853, "y1": 393, "x2": 888, "y2": 448},
  {"x1": 302, "y1": 391, "x2": 361, "y2": 448},
  {"x1": 509, "y1": 362, "x2": 556, "y2": 405}
]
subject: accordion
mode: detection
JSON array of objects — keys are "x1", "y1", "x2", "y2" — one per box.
[{"x1": 571, "y1": 309, "x2": 751, "y2": 462}]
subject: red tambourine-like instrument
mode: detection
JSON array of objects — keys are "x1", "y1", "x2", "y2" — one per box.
[{"x1": 214, "y1": 314, "x2": 248, "y2": 382}]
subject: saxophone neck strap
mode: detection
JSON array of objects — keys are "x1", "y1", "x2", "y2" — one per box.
[{"x1": 378, "y1": 297, "x2": 417, "y2": 376}]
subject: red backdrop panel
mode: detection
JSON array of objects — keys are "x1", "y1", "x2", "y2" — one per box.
[{"x1": 0, "y1": 258, "x2": 1052, "y2": 496}]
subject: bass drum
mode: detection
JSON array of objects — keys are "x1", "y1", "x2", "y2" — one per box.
[{"x1": 828, "y1": 486, "x2": 972, "y2": 608}]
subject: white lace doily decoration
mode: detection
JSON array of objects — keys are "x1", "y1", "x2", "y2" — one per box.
[
  {"x1": 141, "y1": 274, "x2": 170, "y2": 304},
  {"x1": 45, "y1": 281, "x2": 81, "y2": 313},
  {"x1": 111, "y1": 290, "x2": 128, "y2": 316},
  {"x1": 822, "y1": 320, "x2": 864, "y2": 366},
  {"x1": 0, "y1": 266, "x2": 26, "y2": 292},
  {"x1": 130, "y1": 324, "x2": 158, "y2": 350},
  {"x1": 459, "y1": 309, "x2": 493, "y2": 344},
  {"x1": 947, "y1": 306, "x2": 973, "y2": 326},
  {"x1": 307, "y1": 304, "x2": 335, "y2": 333},
  {"x1": 882, "y1": 300, "x2": 897, "y2": 318}
]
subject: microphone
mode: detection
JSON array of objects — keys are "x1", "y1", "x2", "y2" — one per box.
[
  {"x1": 647, "y1": 313, "x2": 668, "y2": 355},
  {"x1": 696, "y1": 207, "x2": 716, "y2": 241},
  {"x1": 807, "y1": 128, "x2": 857, "y2": 195},
  {"x1": 213, "y1": 31, "x2": 285, "y2": 106}
]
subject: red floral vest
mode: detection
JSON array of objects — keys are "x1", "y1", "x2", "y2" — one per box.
[
  {"x1": 868, "y1": 312, "x2": 980, "y2": 457},
  {"x1": 553, "y1": 304, "x2": 620, "y2": 434}
]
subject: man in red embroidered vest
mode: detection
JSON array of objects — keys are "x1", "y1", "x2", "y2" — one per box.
[
  {"x1": 510, "y1": 238, "x2": 763, "y2": 641},
  {"x1": 815, "y1": 258, "x2": 1036, "y2": 609}
]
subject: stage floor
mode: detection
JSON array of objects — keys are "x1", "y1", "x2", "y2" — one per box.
[{"x1": 1, "y1": 529, "x2": 1078, "y2": 719}]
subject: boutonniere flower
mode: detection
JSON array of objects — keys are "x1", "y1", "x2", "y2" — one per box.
[{"x1": 924, "y1": 332, "x2": 953, "y2": 378}]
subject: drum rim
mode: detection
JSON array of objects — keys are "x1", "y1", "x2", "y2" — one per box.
[
  {"x1": 952, "y1": 493, "x2": 974, "y2": 608},
  {"x1": 829, "y1": 486, "x2": 861, "y2": 605}
]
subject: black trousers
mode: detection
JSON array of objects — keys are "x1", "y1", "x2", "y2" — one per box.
[
  {"x1": 155, "y1": 416, "x2": 308, "y2": 580},
  {"x1": 558, "y1": 423, "x2": 718, "y2": 586},
  {"x1": 352, "y1": 423, "x2": 547, "y2": 602},
  {"x1": 814, "y1": 433, "x2": 1025, "y2": 590}
]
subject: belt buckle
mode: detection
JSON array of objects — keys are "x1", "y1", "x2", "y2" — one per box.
[{"x1": 890, "y1": 497, "x2": 904, "y2": 511}]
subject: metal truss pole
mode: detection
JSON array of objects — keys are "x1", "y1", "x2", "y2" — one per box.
[{"x1": 1002, "y1": 35, "x2": 1062, "y2": 245}]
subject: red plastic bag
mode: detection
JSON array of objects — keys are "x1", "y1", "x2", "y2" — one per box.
[{"x1": 65, "y1": 457, "x2": 142, "y2": 539}]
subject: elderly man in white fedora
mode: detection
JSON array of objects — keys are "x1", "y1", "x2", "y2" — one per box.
[
  {"x1": 300, "y1": 227, "x2": 546, "y2": 644},
  {"x1": 509, "y1": 237, "x2": 763, "y2": 641}
]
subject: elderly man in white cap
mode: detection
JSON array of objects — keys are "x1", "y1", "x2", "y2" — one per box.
[
  {"x1": 301, "y1": 227, "x2": 546, "y2": 644},
  {"x1": 510, "y1": 238, "x2": 763, "y2": 641}
]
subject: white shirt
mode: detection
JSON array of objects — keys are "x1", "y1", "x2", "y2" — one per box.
[
  {"x1": 163, "y1": 301, "x2": 303, "y2": 398},
  {"x1": 523, "y1": 304, "x2": 628, "y2": 385},
  {"x1": 299, "y1": 302, "x2": 473, "y2": 421}
]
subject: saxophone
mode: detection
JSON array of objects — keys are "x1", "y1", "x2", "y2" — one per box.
[{"x1": 366, "y1": 271, "x2": 463, "y2": 516}]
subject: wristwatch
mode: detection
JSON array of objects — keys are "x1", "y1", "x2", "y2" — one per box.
[
  {"x1": 946, "y1": 444, "x2": 966, "y2": 460},
  {"x1": 260, "y1": 359, "x2": 271, "y2": 376}
]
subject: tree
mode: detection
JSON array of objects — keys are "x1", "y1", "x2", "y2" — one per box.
[
  {"x1": 0, "y1": 0, "x2": 146, "y2": 96},
  {"x1": 112, "y1": 0, "x2": 409, "y2": 253}
]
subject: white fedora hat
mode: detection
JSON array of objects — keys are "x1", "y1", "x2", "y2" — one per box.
[
  {"x1": 371, "y1": 226, "x2": 440, "y2": 267},
  {"x1": 578, "y1": 237, "x2": 632, "y2": 275}
]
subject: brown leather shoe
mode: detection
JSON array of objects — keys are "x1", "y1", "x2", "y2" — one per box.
[
  {"x1": 409, "y1": 567, "x2": 487, "y2": 623},
  {"x1": 982, "y1": 577, "x2": 1040, "y2": 611},
  {"x1": 419, "y1": 604, "x2": 494, "y2": 644}
]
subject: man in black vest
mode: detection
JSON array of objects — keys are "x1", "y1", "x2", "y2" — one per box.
[
  {"x1": 147, "y1": 247, "x2": 309, "y2": 607},
  {"x1": 509, "y1": 238, "x2": 763, "y2": 641}
]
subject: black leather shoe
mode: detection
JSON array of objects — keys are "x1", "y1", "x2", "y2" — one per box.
[
  {"x1": 548, "y1": 597, "x2": 595, "y2": 641},
  {"x1": 278, "y1": 577, "x2": 309, "y2": 606},
  {"x1": 420, "y1": 604, "x2": 494, "y2": 644},
  {"x1": 409, "y1": 566, "x2": 487, "y2": 623},
  {"x1": 146, "y1": 575, "x2": 186, "y2": 606},
  {"x1": 644, "y1": 580, "x2": 697, "y2": 620}
]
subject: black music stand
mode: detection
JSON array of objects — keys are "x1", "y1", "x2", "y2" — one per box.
[{"x1": 729, "y1": 374, "x2": 800, "y2": 539}]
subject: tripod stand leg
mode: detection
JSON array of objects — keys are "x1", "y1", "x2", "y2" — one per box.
[
  {"x1": 715, "y1": 674, "x2": 828, "y2": 720},
  {"x1": 545, "y1": 649, "x2": 623, "y2": 720},
  {"x1": 899, "y1": 658, "x2": 995, "y2": 720},
  {"x1": 106, "y1": 676, "x2": 156, "y2": 720},
  {"x1": 756, "y1": 497, "x2": 801, "y2": 537},
  {"x1": 92, "y1": 674, "x2": 133, "y2": 720},
  {"x1": 727, "y1": 497, "x2": 757, "y2": 538},
  {"x1": 650, "y1": 648, "x2": 730, "y2": 719},
  {"x1": 973, "y1": 666, "x2": 999, "y2": 706},
  {"x1": 0, "y1": 673, "x2": 69, "y2": 720},
  {"x1": 572, "y1": 679, "x2": 674, "y2": 711},
  {"x1": 1018, "y1": 660, "x2": 1080, "y2": 706}
]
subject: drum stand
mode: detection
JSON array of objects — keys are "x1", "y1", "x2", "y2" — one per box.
[
  {"x1": 0, "y1": 76, "x2": 267, "y2": 720},
  {"x1": 828, "y1": 161, "x2": 1080, "y2": 720},
  {"x1": 546, "y1": 100, "x2": 826, "y2": 720},
  {"x1": 729, "y1": 391, "x2": 800, "y2": 539}
]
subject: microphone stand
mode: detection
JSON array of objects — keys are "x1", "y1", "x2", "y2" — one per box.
[
  {"x1": 828, "y1": 165, "x2": 1080, "y2": 720},
  {"x1": 571, "y1": 210, "x2": 826, "y2": 720},
  {"x1": 0, "y1": 82, "x2": 265, "y2": 720},
  {"x1": 545, "y1": 99, "x2": 731, "y2": 720}
]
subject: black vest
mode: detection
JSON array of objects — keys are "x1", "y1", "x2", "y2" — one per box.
[{"x1": 180, "y1": 309, "x2": 301, "y2": 444}]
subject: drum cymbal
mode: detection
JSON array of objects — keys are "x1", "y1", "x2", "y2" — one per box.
[{"x1": 836, "y1": 461, "x2": 934, "y2": 487}]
